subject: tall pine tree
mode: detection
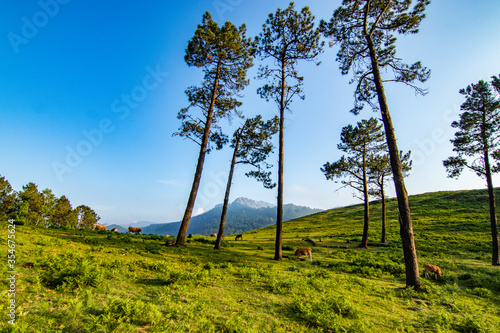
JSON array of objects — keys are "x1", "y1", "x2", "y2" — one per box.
[
  {"x1": 321, "y1": 0, "x2": 431, "y2": 289},
  {"x1": 214, "y1": 115, "x2": 278, "y2": 250},
  {"x1": 256, "y1": 2, "x2": 323, "y2": 260},
  {"x1": 444, "y1": 76, "x2": 500, "y2": 265},
  {"x1": 369, "y1": 151, "x2": 412, "y2": 243},
  {"x1": 174, "y1": 12, "x2": 254, "y2": 246},
  {"x1": 322, "y1": 118, "x2": 386, "y2": 248}
]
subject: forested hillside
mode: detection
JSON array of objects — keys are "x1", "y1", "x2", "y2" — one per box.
[{"x1": 0, "y1": 175, "x2": 100, "y2": 229}]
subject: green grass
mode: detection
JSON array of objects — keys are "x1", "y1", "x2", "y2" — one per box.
[{"x1": 1, "y1": 188, "x2": 500, "y2": 332}]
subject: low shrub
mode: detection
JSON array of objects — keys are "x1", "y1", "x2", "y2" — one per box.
[
  {"x1": 453, "y1": 314, "x2": 495, "y2": 333},
  {"x1": 86, "y1": 297, "x2": 162, "y2": 331},
  {"x1": 145, "y1": 242, "x2": 163, "y2": 254},
  {"x1": 40, "y1": 255, "x2": 105, "y2": 291},
  {"x1": 288, "y1": 295, "x2": 359, "y2": 329},
  {"x1": 83, "y1": 236, "x2": 99, "y2": 245}
]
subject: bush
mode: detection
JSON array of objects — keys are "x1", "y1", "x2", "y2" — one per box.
[
  {"x1": 191, "y1": 237, "x2": 216, "y2": 245},
  {"x1": 266, "y1": 276, "x2": 296, "y2": 294},
  {"x1": 289, "y1": 295, "x2": 359, "y2": 329},
  {"x1": 86, "y1": 297, "x2": 162, "y2": 331},
  {"x1": 145, "y1": 242, "x2": 162, "y2": 254},
  {"x1": 454, "y1": 315, "x2": 495, "y2": 333},
  {"x1": 83, "y1": 236, "x2": 99, "y2": 245},
  {"x1": 41, "y1": 255, "x2": 105, "y2": 290}
]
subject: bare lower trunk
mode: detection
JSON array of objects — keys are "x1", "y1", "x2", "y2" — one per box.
[
  {"x1": 385, "y1": 106, "x2": 420, "y2": 288},
  {"x1": 484, "y1": 152, "x2": 500, "y2": 265},
  {"x1": 360, "y1": 155, "x2": 369, "y2": 248},
  {"x1": 215, "y1": 136, "x2": 240, "y2": 250},
  {"x1": 381, "y1": 184, "x2": 386, "y2": 243},
  {"x1": 274, "y1": 59, "x2": 286, "y2": 261},
  {"x1": 275, "y1": 106, "x2": 284, "y2": 260},
  {"x1": 175, "y1": 60, "x2": 221, "y2": 246},
  {"x1": 365, "y1": 28, "x2": 420, "y2": 289}
]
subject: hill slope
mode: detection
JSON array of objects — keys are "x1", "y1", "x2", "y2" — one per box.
[
  {"x1": 142, "y1": 197, "x2": 322, "y2": 236},
  {"x1": 8, "y1": 189, "x2": 500, "y2": 332}
]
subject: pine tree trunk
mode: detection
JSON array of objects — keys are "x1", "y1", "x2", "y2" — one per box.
[
  {"x1": 381, "y1": 183, "x2": 387, "y2": 243},
  {"x1": 175, "y1": 60, "x2": 221, "y2": 246},
  {"x1": 215, "y1": 135, "x2": 240, "y2": 250},
  {"x1": 274, "y1": 58, "x2": 286, "y2": 261},
  {"x1": 365, "y1": 32, "x2": 420, "y2": 289},
  {"x1": 360, "y1": 149, "x2": 369, "y2": 248},
  {"x1": 484, "y1": 148, "x2": 500, "y2": 265}
]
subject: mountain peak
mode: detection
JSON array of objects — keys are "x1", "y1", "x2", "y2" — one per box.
[{"x1": 232, "y1": 197, "x2": 275, "y2": 209}]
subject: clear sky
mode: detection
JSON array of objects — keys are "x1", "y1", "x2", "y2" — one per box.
[{"x1": 1, "y1": 0, "x2": 500, "y2": 226}]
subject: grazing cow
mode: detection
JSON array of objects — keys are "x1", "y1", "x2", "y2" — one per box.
[
  {"x1": 210, "y1": 233, "x2": 217, "y2": 237},
  {"x1": 235, "y1": 234, "x2": 243, "y2": 241},
  {"x1": 111, "y1": 228, "x2": 118, "y2": 232},
  {"x1": 128, "y1": 227, "x2": 143, "y2": 234},
  {"x1": 187, "y1": 234, "x2": 193, "y2": 238},
  {"x1": 92, "y1": 224, "x2": 106, "y2": 231},
  {"x1": 293, "y1": 248, "x2": 312, "y2": 262},
  {"x1": 165, "y1": 235, "x2": 170, "y2": 238},
  {"x1": 424, "y1": 263, "x2": 444, "y2": 280}
]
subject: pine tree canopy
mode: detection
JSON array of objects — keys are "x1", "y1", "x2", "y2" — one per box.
[
  {"x1": 235, "y1": 115, "x2": 279, "y2": 189},
  {"x1": 256, "y1": 2, "x2": 323, "y2": 108},
  {"x1": 174, "y1": 11, "x2": 255, "y2": 152},
  {"x1": 322, "y1": 117, "x2": 386, "y2": 196},
  {"x1": 320, "y1": 0, "x2": 431, "y2": 114},
  {"x1": 444, "y1": 76, "x2": 500, "y2": 178}
]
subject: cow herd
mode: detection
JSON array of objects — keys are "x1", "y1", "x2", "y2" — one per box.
[{"x1": 91, "y1": 224, "x2": 143, "y2": 234}]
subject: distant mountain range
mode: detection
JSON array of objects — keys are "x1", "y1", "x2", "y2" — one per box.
[{"x1": 131, "y1": 197, "x2": 322, "y2": 237}]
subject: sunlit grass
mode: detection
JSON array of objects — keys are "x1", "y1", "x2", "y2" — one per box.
[{"x1": 1, "y1": 188, "x2": 500, "y2": 332}]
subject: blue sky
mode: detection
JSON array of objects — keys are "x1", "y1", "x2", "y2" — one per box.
[{"x1": 1, "y1": 0, "x2": 499, "y2": 226}]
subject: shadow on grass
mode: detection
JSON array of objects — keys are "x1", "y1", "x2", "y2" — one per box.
[{"x1": 136, "y1": 278, "x2": 172, "y2": 287}]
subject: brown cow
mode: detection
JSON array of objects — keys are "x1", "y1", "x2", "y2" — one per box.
[
  {"x1": 165, "y1": 235, "x2": 170, "y2": 238},
  {"x1": 111, "y1": 228, "x2": 118, "y2": 232},
  {"x1": 293, "y1": 248, "x2": 312, "y2": 262},
  {"x1": 210, "y1": 233, "x2": 217, "y2": 237},
  {"x1": 128, "y1": 227, "x2": 143, "y2": 234},
  {"x1": 92, "y1": 224, "x2": 106, "y2": 231},
  {"x1": 235, "y1": 234, "x2": 243, "y2": 241},
  {"x1": 424, "y1": 263, "x2": 444, "y2": 280}
]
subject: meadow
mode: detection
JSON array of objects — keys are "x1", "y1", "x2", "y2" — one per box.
[{"x1": 1, "y1": 189, "x2": 500, "y2": 332}]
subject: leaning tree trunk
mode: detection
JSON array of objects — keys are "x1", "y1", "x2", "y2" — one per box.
[
  {"x1": 175, "y1": 60, "x2": 221, "y2": 246},
  {"x1": 274, "y1": 58, "x2": 286, "y2": 261},
  {"x1": 214, "y1": 134, "x2": 241, "y2": 250},
  {"x1": 484, "y1": 148, "x2": 500, "y2": 265},
  {"x1": 360, "y1": 150, "x2": 370, "y2": 248},
  {"x1": 366, "y1": 34, "x2": 420, "y2": 289},
  {"x1": 381, "y1": 181, "x2": 387, "y2": 243}
]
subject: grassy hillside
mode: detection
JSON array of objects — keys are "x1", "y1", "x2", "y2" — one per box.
[{"x1": 2, "y1": 189, "x2": 500, "y2": 332}]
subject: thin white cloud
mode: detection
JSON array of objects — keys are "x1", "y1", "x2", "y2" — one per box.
[
  {"x1": 156, "y1": 179, "x2": 187, "y2": 188},
  {"x1": 193, "y1": 208, "x2": 204, "y2": 216}
]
